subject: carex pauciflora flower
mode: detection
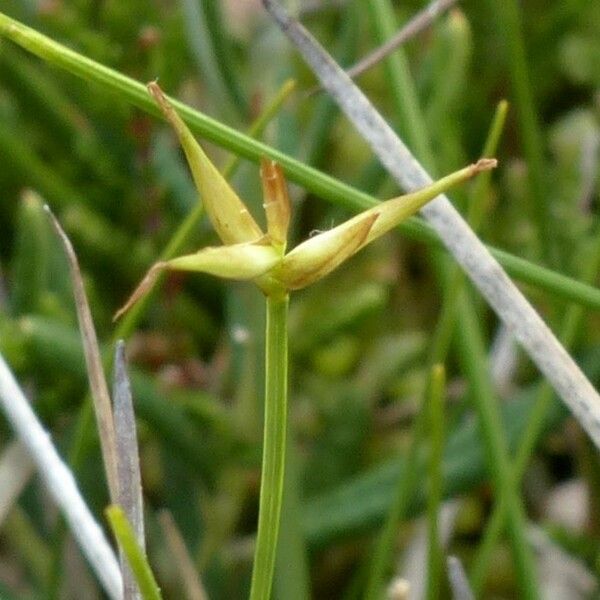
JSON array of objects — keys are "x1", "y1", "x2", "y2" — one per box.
[{"x1": 115, "y1": 82, "x2": 496, "y2": 318}]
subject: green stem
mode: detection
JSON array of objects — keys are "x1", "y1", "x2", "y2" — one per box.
[
  {"x1": 426, "y1": 365, "x2": 446, "y2": 600},
  {"x1": 105, "y1": 505, "x2": 162, "y2": 600},
  {"x1": 273, "y1": 443, "x2": 311, "y2": 600},
  {"x1": 250, "y1": 293, "x2": 290, "y2": 600},
  {"x1": 364, "y1": 393, "x2": 429, "y2": 600},
  {"x1": 0, "y1": 11, "x2": 598, "y2": 309}
]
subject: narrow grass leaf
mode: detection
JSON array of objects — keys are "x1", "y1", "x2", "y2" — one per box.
[
  {"x1": 455, "y1": 293, "x2": 539, "y2": 599},
  {"x1": 113, "y1": 341, "x2": 145, "y2": 600},
  {"x1": 0, "y1": 442, "x2": 34, "y2": 526},
  {"x1": 489, "y1": 0, "x2": 551, "y2": 261},
  {"x1": 366, "y1": 0, "x2": 436, "y2": 170},
  {"x1": 4, "y1": 506, "x2": 52, "y2": 587},
  {"x1": 148, "y1": 82, "x2": 263, "y2": 245},
  {"x1": 346, "y1": 0, "x2": 459, "y2": 81},
  {"x1": 44, "y1": 205, "x2": 119, "y2": 502},
  {"x1": 199, "y1": 0, "x2": 249, "y2": 116},
  {"x1": 468, "y1": 100, "x2": 509, "y2": 226},
  {"x1": 10, "y1": 191, "x2": 50, "y2": 315},
  {"x1": 106, "y1": 505, "x2": 161, "y2": 600},
  {"x1": 364, "y1": 396, "x2": 429, "y2": 600},
  {"x1": 469, "y1": 225, "x2": 600, "y2": 592},
  {"x1": 180, "y1": 0, "x2": 243, "y2": 121},
  {"x1": 426, "y1": 365, "x2": 446, "y2": 600}
]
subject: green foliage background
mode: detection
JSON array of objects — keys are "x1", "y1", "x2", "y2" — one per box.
[{"x1": 0, "y1": 0, "x2": 600, "y2": 598}]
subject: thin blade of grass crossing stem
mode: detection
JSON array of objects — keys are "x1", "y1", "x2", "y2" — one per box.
[
  {"x1": 447, "y1": 556, "x2": 474, "y2": 600},
  {"x1": 261, "y1": 0, "x2": 600, "y2": 450},
  {"x1": 113, "y1": 341, "x2": 145, "y2": 600},
  {"x1": 426, "y1": 365, "x2": 446, "y2": 600},
  {"x1": 44, "y1": 205, "x2": 119, "y2": 501},
  {"x1": 0, "y1": 352, "x2": 123, "y2": 599},
  {"x1": 346, "y1": 0, "x2": 458, "y2": 81},
  {"x1": 308, "y1": 0, "x2": 459, "y2": 95},
  {"x1": 158, "y1": 510, "x2": 209, "y2": 600}
]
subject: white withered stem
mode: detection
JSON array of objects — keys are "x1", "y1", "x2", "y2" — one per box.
[{"x1": 0, "y1": 353, "x2": 123, "y2": 600}]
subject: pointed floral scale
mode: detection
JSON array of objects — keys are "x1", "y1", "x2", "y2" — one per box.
[
  {"x1": 272, "y1": 158, "x2": 496, "y2": 291},
  {"x1": 114, "y1": 242, "x2": 281, "y2": 320},
  {"x1": 358, "y1": 158, "x2": 497, "y2": 247},
  {"x1": 148, "y1": 82, "x2": 264, "y2": 245},
  {"x1": 260, "y1": 158, "x2": 291, "y2": 249},
  {"x1": 276, "y1": 212, "x2": 379, "y2": 290},
  {"x1": 167, "y1": 243, "x2": 280, "y2": 279}
]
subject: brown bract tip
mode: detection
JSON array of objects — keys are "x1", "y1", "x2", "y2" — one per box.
[
  {"x1": 147, "y1": 81, "x2": 173, "y2": 115},
  {"x1": 260, "y1": 157, "x2": 291, "y2": 246},
  {"x1": 113, "y1": 261, "x2": 167, "y2": 322},
  {"x1": 473, "y1": 158, "x2": 498, "y2": 172}
]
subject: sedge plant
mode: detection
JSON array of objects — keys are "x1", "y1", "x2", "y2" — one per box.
[{"x1": 116, "y1": 81, "x2": 495, "y2": 600}]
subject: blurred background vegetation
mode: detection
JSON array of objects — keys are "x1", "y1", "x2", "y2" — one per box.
[{"x1": 0, "y1": 0, "x2": 600, "y2": 598}]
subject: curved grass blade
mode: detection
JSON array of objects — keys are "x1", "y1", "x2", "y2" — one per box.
[{"x1": 44, "y1": 205, "x2": 119, "y2": 503}]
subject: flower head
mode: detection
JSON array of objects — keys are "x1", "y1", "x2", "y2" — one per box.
[{"x1": 115, "y1": 83, "x2": 496, "y2": 319}]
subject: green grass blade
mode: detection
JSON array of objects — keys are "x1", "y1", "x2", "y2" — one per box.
[
  {"x1": 487, "y1": 0, "x2": 552, "y2": 262},
  {"x1": 364, "y1": 392, "x2": 429, "y2": 600},
  {"x1": 180, "y1": 0, "x2": 242, "y2": 121},
  {"x1": 425, "y1": 365, "x2": 446, "y2": 600},
  {"x1": 358, "y1": 1, "x2": 539, "y2": 592},
  {"x1": 105, "y1": 505, "x2": 162, "y2": 600},
  {"x1": 200, "y1": 0, "x2": 249, "y2": 116},
  {"x1": 10, "y1": 191, "x2": 51, "y2": 315},
  {"x1": 366, "y1": 0, "x2": 436, "y2": 170}
]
